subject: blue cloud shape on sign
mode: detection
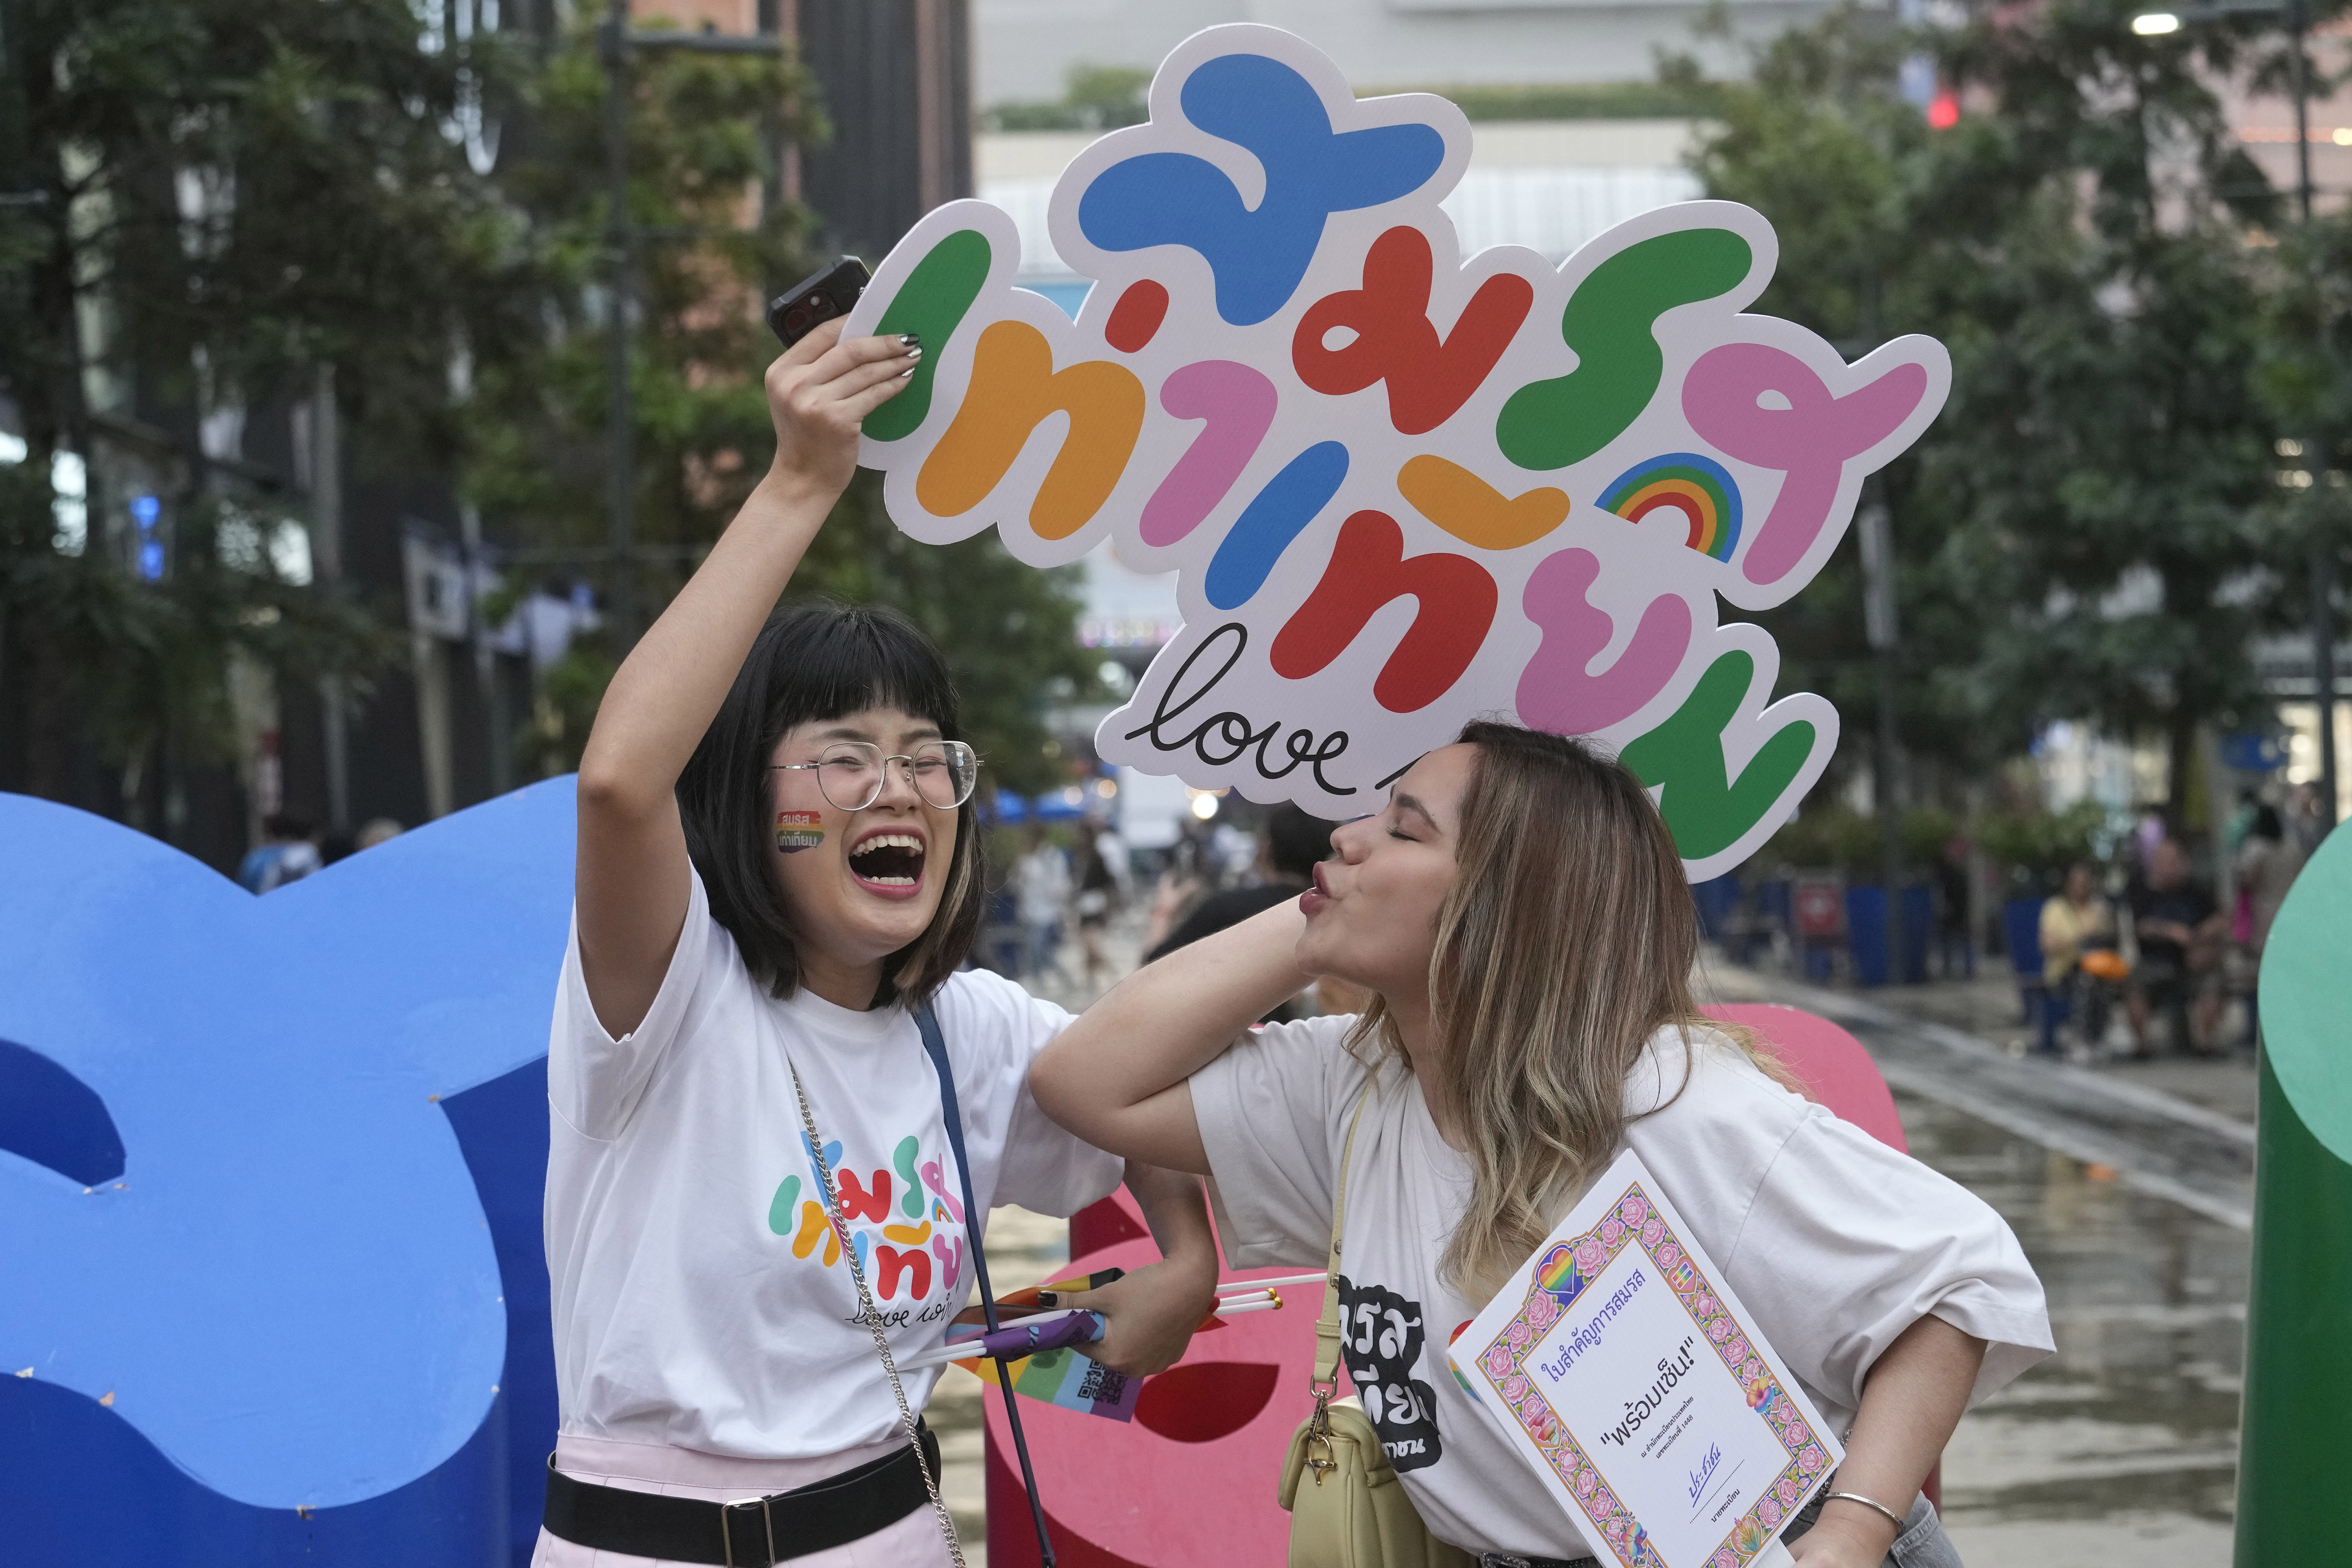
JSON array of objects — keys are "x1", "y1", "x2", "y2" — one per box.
[
  {"x1": 1076, "y1": 51, "x2": 1447, "y2": 326},
  {"x1": 0, "y1": 781, "x2": 576, "y2": 1510}
]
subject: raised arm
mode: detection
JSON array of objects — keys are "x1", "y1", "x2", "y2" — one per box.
[
  {"x1": 1029, "y1": 898, "x2": 1314, "y2": 1174},
  {"x1": 574, "y1": 323, "x2": 919, "y2": 1038}
]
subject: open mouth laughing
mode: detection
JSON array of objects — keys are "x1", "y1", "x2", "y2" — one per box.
[{"x1": 847, "y1": 828, "x2": 927, "y2": 893}]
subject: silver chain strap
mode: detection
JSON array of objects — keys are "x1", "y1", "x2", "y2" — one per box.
[{"x1": 791, "y1": 1065, "x2": 967, "y2": 1567}]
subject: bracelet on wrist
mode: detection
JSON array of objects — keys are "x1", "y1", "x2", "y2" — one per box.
[{"x1": 1820, "y1": 1490, "x2": 1907, "y2": 1534}]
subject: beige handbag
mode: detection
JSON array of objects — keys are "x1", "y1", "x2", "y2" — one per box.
[{"x1": 1278, "y1": 1093, "x2": 1475, "y2": 1568}]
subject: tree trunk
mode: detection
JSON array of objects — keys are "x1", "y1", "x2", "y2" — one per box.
[{"x1": 2166, "y1": 712, "x2": 2198, "y2": 837}]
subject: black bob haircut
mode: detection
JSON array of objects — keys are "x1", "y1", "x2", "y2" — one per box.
[{"x1": 675, "y1": 601, "x2": 984, "y2": 1008}]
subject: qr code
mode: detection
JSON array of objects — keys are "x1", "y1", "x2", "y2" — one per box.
[{"x1": 1076, "y1": 1359, "x2": 1127, "y2": 1403}]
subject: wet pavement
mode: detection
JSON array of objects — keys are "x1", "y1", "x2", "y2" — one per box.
[
  {"x1": 932, "y1": 911, "x2": 2247, "y2": 1564},
  {"x1": 1892, "y1": 1090, "x2": 2242, "y2": 1566}
]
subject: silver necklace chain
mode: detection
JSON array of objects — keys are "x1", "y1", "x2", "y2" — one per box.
[{"x1": 791, "y1": 1064, "x2": 967, "y2": 1567}]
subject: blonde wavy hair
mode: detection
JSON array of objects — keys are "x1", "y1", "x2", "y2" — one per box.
[{"x1": 1347, "y1": 721, "x2": 1788, "y2": 1303}]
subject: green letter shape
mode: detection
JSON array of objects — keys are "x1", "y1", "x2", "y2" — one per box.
[
  {"x1": 766, "y1": 1174, "x2": 801, "y2": 1236},
  {"x1": 1495, "y1": 228, "x2": 1752, "y2": 471},
  {"x1": 1619, "y1": 650, "x2": 1813, "y2": 862},
  {"x1": 893, "y1": 1135, "x2": 925, "y2": 1218},
  {"x1": 864, "y1": 229, "x2": 993, "y2": 444}
]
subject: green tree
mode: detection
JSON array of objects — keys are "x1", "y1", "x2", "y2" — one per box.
[
  {"x1": 2254, "y1": 212, "x2": 2352, "y2": 691},
  {"x1": 466, "y1": 16, "x2": 821, "y2": 589},
  {"x1": 1677, "y1": 2, "x2": 2294, "y2": 824},
  {"x1": 0, "y1": 0, "x2": 522, "y2": 822},
  {"x1": 484, "y1": 20, "x2": 1097, "y2": 796},
  {"x1": 1927, "y1": 0, "x2": 2284, "y2": 823}
]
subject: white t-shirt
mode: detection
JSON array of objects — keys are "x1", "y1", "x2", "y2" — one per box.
[
  {"x1": 1014, "y1": 846, "x2": 1071, "y2": 926},
  {"x1": 545, "y1": 868, "x2": 1123, "y2": 1458},
  {"x1": 1192, "y1": 1016, "x2": 2053, "y2": 1561}
]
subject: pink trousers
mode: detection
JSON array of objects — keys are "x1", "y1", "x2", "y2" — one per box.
[{"x1": 529, "y1": 1432, "x2": 958, "y2": 1568}]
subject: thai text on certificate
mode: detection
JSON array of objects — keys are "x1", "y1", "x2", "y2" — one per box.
[{"x1": 1451, "y1": 1151, "x2": 1842, "y2": 1568}]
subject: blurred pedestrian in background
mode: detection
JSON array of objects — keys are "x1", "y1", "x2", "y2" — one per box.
[
  {"x1": 1143, "y1": 804, "x2": 1332, "y2": 956},
  {"x1": 2127, "y1": 839, "x2": 2225, "y2": 1057},
  {"x1": 1935, "y1": 835, "x2": 1975, "y2": 979},
  {"x1": 1141, "y1": 805, "x2": 1334, "y2": 1023},
  {"x1": 2231, "y1": 804, "x2": 2300, "y2": 1048},
  {"x1": 1072, "y1": 824, "x2": 1123, "y2": 989},
  {"x1": 2285, "y1": 779, "x2": 2333, "y2": 862},
  {"x1": 2037, "y1": 861, "x2": 2118, "y2": 1058},
  {"x1": 1014, "y1": 822, "x2": 1072, "y2": 982},
  {"x1": 236, "y1": 815, "x2": 322, "y2": 894}
]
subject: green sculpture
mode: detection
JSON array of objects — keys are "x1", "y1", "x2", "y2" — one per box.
[{"x1": 2239, "y1": 820, "x2": 2352, "y2": 1564}]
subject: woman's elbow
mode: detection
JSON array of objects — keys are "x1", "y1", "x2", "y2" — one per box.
[
  {"x1": 576, "y1": 749, "x2": 668, "y2": 825},
  {"x1": 1028, "y1": 1038, "x2": 1093, "y2": 1132}
]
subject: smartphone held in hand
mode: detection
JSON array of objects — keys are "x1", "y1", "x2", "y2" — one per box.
[{"x1": 766, "y1": 256, "x2": 870, "y2": 348}]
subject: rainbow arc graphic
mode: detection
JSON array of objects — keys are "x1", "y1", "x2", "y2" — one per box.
[{"x1": 1597, "y1": 452, "x2": 1744, "y2": 563}]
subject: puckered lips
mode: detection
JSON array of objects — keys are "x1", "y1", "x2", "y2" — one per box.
[
  {"x1": 846, "y1": 824, "x2": 927, "y2": 899},
  {"x1": 1300, "y1": 861, "x2": 1331, "y2": 917}
]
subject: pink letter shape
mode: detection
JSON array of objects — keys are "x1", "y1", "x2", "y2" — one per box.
[
  {"x1": 1516, "y1": 548, "x2": 1692, "y2": 735},
  {"x1": 1682, "y1": 344, "x2": 1929, "y2": 588},
  {"x1": 1140, "y1": 361, "x2": 1278, "y2": 547}
]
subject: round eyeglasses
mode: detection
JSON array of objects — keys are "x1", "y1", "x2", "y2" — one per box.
[{"x1": 772, "y1": 740, "x2": 979, "y2": 813}]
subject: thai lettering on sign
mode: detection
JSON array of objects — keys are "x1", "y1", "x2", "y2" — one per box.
[{"x1": 845, "y1": 24, "x2": 1949, "y2": 879}]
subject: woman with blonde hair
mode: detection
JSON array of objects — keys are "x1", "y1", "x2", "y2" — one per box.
[{"x1": 1033, "y1": 722, "x2": 2050, "y2": 1567}]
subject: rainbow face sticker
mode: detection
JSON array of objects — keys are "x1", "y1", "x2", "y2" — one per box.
[
  {"x1": 842, "y1": 24, "x2": 1949, "y2": 881},
  {"x1": 775, "y1": 811, "x2": 824, "y2": 853}
]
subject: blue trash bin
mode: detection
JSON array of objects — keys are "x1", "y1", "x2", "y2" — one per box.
[
  {"x1": 1900, "y1": 883, "x2": 1933, "y2": 983},
  {"x1": 1691, "y1": 873, "x2": 1740, "y2": 941},
  {"x1": 1847, "y1": 885, "x2": 1888, "y2": 985},
  {"x1": 2003, "y1": 895, "x2": 2047, "y2": 1028},
  {"x1": 1845, "y1": 884, "x2": 1935, "y2": 986}
]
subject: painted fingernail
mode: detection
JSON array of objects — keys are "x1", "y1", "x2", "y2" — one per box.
[
  {"x1": 1034, "y1": 1291, "x2": 1060, "y2": 1307},
  {"x1": 904, "y1": 346, "x2": 922, "y2": 360},
  {"x1": 900, "y1": 333, "x2": 922, "y2": 347}
]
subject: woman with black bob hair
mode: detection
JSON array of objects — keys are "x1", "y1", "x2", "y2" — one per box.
[
  {"x1": 676, "y1": 601, "x2": 987, "y2": 1004},
  {"x1": 539, "y1": 321, "x2": 1216, "y2": 1568}
]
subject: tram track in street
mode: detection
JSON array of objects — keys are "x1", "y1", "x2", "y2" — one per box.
[{"x1": 1696, "y1": 964, "x2": 2256, "y2": 1230}]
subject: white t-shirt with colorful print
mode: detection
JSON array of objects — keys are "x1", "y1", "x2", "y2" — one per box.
[{"x1": 545, "y1": 867, "x2": 1122, "y2": 1458}]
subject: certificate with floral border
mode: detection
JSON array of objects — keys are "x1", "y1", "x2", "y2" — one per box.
[{"x1": 1447, "y1": 1150, "x2": 1842, "y2": 1568}]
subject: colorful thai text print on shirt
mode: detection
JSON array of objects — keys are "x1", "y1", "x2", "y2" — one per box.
[
  {"x1": 768, "y1": 1130, "x2": 967, "y2": 1312},
  {"x1": 842, "y1": 24, "x2": 1949, "y2": 879}
]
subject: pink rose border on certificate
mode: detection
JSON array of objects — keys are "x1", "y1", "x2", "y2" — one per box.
[{"x1": 1473, "y1": 1181, "x2": 1831, "y2": 1568}]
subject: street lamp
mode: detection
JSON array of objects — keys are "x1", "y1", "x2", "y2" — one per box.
[{"x1": 2132, "y1": 0, "x2": 2339, "y2": 822}]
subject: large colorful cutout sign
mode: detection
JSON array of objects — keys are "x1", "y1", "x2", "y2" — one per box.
[{"x1": 843, "y1": 25, "x2": 1948, "y2": 877}]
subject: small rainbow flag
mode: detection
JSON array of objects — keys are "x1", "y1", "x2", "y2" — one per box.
[
  {"x1": 947, "y1": 1272, "x2": 1145, "y2": 1422},
  {"x1": 956, "y1": 1338, "x2": 1143, "y2": 1422},
  {"x1": 1597, "y1": 452, "x2": 1744, "y2": 563}
]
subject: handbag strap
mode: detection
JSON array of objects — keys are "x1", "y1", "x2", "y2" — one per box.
[
  {"x1": 914, "y1": 1001, "x2": 1059, "y2": 1568},
  {"x1": 1311, "y1": 1087, "x2": 1374, "y2": 1397}
]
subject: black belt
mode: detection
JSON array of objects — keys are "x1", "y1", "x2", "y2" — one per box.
[{"x1": 541, "y1": 1421, "x2": 939, "y2": 1566}]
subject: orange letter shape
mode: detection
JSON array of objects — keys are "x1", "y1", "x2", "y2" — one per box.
[
  {"x1": 1396, "y1": 455, "x2": 1570, "y2": 551},
  {"x1": 918, "y1": 320, "x2": 1145, "y2": 540}
]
